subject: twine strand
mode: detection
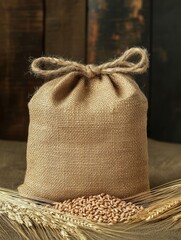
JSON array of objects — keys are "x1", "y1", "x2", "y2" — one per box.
[{"x1": 31, "y1": 47, "x2": 149, "y2": 79}]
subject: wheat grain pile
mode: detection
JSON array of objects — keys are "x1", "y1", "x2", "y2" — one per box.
[{"x1": 53, "y1": 193, "x2": 144, "y2": 224}]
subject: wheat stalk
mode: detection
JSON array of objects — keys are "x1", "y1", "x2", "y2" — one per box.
[{"x1": 0, "y1": 179, "x2": 180, "y2": 240}]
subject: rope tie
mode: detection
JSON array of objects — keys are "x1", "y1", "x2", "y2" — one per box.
[{"x1": 31, "y1": 47, "x2": 149, "y2": 79}]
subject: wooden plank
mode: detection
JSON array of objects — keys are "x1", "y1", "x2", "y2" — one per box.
[
  {"x1": 148, "y1": 139, "x2": 181, "y2": 187},
  {"x1": 87, "y1": 0, "x2": 151, "y2": 96},
  {"x1": 149, "y1": 0, "x2": 181, "y2": 142},
  {"x1": 0, "y1": 0, "x2": 43, "y2": 141},
  {"x1": 45, "y1": 0, "x2": 86, "y2": 62},
  {"x1": 0, "y1": 140, "x2": 26, "y2": 189}
]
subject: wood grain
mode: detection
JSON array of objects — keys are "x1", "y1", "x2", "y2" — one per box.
[
  {"x1": 45, "y1": 0, "x2": 86, "y2": 62},
  {"x1": 87, "y1": 0, "x2": 151, "y2": 96},
  {"x1": 0, "y1": 0, "x2": 43, "y2": 140},
  {"x1": 149, "y1": 0, "x2": 181, "y2": 142}
]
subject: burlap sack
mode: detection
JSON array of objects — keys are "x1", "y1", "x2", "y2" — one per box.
[{"x1": 18, "y1": 47, "x2": 150, "y2": 201}]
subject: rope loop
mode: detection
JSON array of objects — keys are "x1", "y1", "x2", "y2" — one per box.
[{"x1": 31, "y1": 47, "x2": 149, "y2": 79}]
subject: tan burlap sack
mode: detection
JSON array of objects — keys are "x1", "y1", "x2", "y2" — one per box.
[{"x1": 18, "y1": 47, "x2": 150, "y2": 201}]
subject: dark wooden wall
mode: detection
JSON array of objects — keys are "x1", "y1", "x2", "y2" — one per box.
[
  {"x1": 149, "y1": 0, "x2": 181, "y2": 143},
  {"x1": 0, "y1": 1, "x2": 43, "y2": 140},
  {"x1": 0, "y1": 0, "x2": 180, "y2": 143},
  {"x1": 87, "y1": 0, "x2": 151, "y2": 97},
  {"x1": 45, "y1": 0, "x2": 86, "y2": 60}
]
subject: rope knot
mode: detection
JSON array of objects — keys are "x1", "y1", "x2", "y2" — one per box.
[
  {"x1": 31, "y1": 47, "x2": 149, "y2": 79},
  {"x1": 85, "y1": 64, "x2": 100, "y2": 78}
]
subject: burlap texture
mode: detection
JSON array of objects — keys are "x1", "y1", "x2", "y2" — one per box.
[{"x1": 18, "y1": 48, "x2": 150, "y2": 201}]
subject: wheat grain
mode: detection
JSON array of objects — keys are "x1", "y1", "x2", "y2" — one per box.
[{"x1": 53, "y1": 193, "x2": 143, "y2": 224}]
